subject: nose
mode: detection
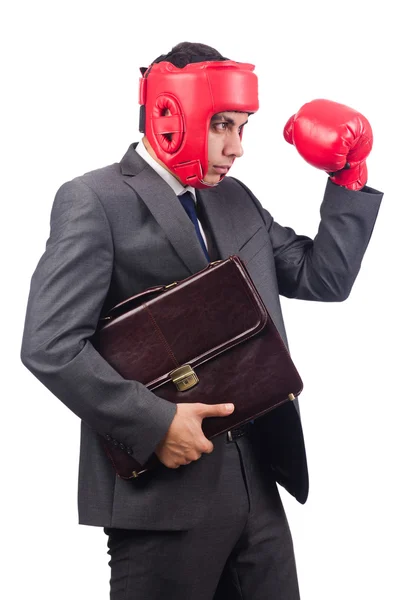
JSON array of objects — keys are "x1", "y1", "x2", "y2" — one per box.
[{"x1": 224, "y1": 131, "x2": 244, "y2": 159}]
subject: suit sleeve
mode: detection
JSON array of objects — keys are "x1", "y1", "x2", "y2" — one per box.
[
  {"x1": 236, "y1": 178, "x2": 383, "y2": 301},
  {"x1": 20, "y1": 178, "x2": 177, "y2": 466}
]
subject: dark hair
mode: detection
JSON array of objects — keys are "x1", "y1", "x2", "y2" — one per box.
[{"x1": 151, "y1": 41, "x2": 229, "y2": 68}]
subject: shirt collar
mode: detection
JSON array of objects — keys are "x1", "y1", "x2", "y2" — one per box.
[{"x1": 135, "y1": 139, "x2": 197, "y2": 201}]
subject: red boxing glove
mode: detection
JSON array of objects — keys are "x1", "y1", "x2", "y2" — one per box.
[{"x1": 283, "y1": 99, "x2": 373, "y2": 191}]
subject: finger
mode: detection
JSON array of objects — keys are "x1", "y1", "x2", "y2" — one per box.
[
  {"x1": 195, "y1": 402, "x2": 235, "y2": 418},
  {"x1": 162, "y1": 461, "x2": 180, "y2": 469},
  {"x1": 200, "y1": 439, "x2": 214, "y2": 454}
]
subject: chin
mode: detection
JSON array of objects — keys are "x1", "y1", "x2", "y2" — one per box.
[{"x1": 203, "y1": 174, "x2": 222, "y2": 185}]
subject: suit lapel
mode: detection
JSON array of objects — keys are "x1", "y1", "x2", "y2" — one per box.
[
  {"x1": 120, "y1": 144, "x2": 209, "y2": 275},
  {"x1": 197, "y1": 186, "x2": 240, "y2": 260}
]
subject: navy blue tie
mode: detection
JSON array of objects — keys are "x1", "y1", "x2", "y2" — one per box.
[{"x1": 178, "y1": 191, "x2": 210, "y2": 262}]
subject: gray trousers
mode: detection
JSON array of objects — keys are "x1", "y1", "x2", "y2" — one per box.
[{"x1": 104, "y1": 429, "x2": 300, "y2": 599}]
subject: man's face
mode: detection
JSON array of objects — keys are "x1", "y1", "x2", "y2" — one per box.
[{"x1": 204, "y1": 111, "x2": 249, "y2": 185}]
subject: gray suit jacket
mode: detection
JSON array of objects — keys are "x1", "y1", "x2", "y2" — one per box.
[{"x1": 21, "y1": 143, "x2": 383, "y2": 529}]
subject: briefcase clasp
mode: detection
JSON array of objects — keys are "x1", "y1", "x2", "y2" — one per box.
[{"x1": 169, "y1": 365, "x2": 199, "y2": 391}]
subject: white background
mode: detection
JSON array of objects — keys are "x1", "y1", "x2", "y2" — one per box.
[{"x1": 2, "y1": 1, "x2": 396, "y2": 598}]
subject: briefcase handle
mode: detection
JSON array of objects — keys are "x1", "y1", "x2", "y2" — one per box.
[{"x1": 101, "y1": 260, "x2": 224, "y2": 322}]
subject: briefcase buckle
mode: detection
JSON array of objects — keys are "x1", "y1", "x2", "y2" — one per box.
[{"x1": 169, "y1": 365, "x2": 199, "y2": 391}]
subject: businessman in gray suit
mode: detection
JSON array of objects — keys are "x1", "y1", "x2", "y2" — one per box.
[{"x1": 21, "y1": 42, "x2": 383, "y2": 599}]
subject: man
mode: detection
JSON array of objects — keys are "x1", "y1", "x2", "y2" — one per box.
[{"x1": 21, "y1": 42, "x2": 383, "y2": 599}]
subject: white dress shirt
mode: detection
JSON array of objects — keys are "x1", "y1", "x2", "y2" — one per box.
[{"x1": 135, "y1": 140, "x2": 209, "y2": 251}]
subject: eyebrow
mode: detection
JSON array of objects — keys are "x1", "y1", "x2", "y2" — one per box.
[{"x1": 211, "y1": 113, "x2": 249, "y2": 127}]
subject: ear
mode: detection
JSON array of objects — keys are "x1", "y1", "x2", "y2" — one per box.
[{"x1": 151, "y1": 94, "x2": 185, "y2": 154}]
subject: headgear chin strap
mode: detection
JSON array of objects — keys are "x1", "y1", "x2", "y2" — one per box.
[{"x1": 139, "y1": 60, "x2": 259, "y2": 189}]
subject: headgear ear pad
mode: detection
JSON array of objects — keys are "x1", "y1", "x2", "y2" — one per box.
[
  {"x1": 139, "y1": 61, "x2": 259, "y2": 189},
  {"x1": 152, "y1": 94, "x2": 184, "y2": 154}
]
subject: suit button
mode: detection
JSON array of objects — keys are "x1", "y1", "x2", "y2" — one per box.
[
  {"x1": 127, "y1": 448, "x2": 133, "y2": 455},
  {"x1": 105, "y1": 434, "x2": 112, "y2": 441},
  {"x1": 119, "y1": 444, "x2": 125, "y2": 450},
  {"x1": 112, "y1": 439, "x2": 119, "y2": 446}
]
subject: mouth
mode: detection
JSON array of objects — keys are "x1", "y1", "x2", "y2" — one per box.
[{"x1": 212, "y1": 165, "x2": 231, "y2": 175}]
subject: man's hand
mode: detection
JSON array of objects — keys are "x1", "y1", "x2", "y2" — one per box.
[
  {"x1": 283, "y1": 99, "x2": 373, "y2": 190},
  {"x1": 155, "y1": 402, "x2": 235, "y2": 469}
]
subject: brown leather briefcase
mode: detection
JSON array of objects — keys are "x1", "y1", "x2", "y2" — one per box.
[{"x1": 95, "y1": 255, "x2": 303, "y2": 479}]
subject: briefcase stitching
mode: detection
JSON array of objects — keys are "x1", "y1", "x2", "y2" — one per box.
[{"x1": 144, "y1": 303, "x2": 180, "y2": 369}]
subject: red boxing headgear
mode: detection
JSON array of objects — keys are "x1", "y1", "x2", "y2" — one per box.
[{"x1": 138, "y1": 60, "x2": 259, "y2": 189}]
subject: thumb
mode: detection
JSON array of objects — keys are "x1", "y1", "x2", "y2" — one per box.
[
  {"x1": 283, "y1": 114, "x2": 296, "y2": 145},
  {"x1": 196, "y1": 403, "x2": 235, "y2": 419}
]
